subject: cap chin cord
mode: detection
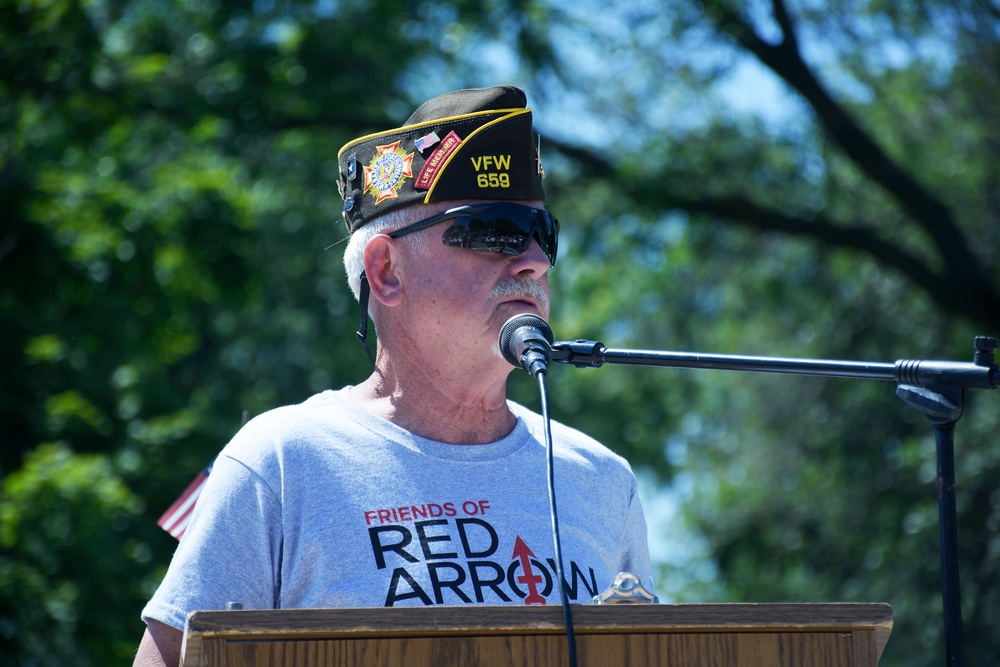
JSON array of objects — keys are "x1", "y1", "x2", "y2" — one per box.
[{"x1": 356, "y1": 271, "x2": 376, "y2": 366}]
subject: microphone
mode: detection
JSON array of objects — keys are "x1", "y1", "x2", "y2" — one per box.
[{"x1": 499, "y1": 313, "x2": 554, "y2": 377}]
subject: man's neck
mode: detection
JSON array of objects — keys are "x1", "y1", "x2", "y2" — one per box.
[{"x1": 352, "y1": 355, "x2": 517, "y2": 445}]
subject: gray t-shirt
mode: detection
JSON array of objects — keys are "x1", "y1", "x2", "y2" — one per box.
[{"x1": 142, "y1": 387, "x2": 652, "y2": 630}]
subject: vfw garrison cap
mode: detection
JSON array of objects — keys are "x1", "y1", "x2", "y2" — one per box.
[{"x1": 337, "y1": 85, "x2": 545, "y2": 233}]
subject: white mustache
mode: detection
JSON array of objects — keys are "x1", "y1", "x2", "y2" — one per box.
[{"x1": 490, "y1": 277, "x2": 549, "y2": 310}]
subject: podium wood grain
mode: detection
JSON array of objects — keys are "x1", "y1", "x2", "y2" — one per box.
[{"x1": 181, "y1": 603, "x2": 892, "y2": 667}]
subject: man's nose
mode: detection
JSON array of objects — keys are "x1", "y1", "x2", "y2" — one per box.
[{"x1": 508, "y1": 237, "x2": 551, "y2": 278}]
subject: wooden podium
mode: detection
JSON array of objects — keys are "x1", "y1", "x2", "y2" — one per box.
[{"x1": 180, "y1": 602, "x2": 892, "y2": 667}]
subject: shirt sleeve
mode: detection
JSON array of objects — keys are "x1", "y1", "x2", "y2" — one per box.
[
  {"x1": 141, "y1": 452, "x2": 283, "y2": 630},
  {"x1": 618, "y1": 481, "x2": 655, "y2": 597}
]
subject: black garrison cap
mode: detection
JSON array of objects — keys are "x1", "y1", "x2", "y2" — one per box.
[{"x1": 337, "y1": 85, "x2": 545, "y2": 233}]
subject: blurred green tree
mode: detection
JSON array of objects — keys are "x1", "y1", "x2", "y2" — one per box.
[
  {"x1": 2, "y1": 1, "x2": 998, "y2": 666},
  {"x1": 530, "y1": 2, "x2": 1000, "y2": 666}
]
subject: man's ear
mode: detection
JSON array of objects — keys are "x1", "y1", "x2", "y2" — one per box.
[{"x1": 362, "y1": 235, "x2": 405, "y2": 308}]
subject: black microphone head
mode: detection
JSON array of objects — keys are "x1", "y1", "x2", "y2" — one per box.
[{"x1": 499, "y1": 313, "x2": 554, "y2": 368}]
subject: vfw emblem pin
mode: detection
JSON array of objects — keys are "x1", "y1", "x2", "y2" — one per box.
[{"x1": 363, "y1": 141, "x2": 414, "y2": 204}]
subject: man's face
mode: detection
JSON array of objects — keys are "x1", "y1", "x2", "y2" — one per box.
[{"x1": 393, "y1": 201, "x2": 552, "y2": 361}]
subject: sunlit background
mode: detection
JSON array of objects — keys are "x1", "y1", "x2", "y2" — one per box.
[{"x1": 3, "y1": 1, "x2": 1000, "y2": 665}]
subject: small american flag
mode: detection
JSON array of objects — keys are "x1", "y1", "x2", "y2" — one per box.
[
  {"x1": 414, "y1": 131, "x2": 440, "y2": 152},
  {"x1": 157, "y1": 463, "x2": 212, "y2": 540}
]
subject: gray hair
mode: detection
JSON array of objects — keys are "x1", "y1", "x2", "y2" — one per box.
[
  {"x1": 343, "y1": 199, "x2": 488, "y2": 300},
  {"x1": 343, "y1": 206, "x2": 432, "y2": 301}
]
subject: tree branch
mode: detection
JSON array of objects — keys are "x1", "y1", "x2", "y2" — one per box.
[
  {"x1": 547, "y1": 137, "x2": 1000, "y2": 331},
  {"x1": 698, "y1": 0, "x2": 996, "y2": 301},
  {"x1": 770, "y1": 0, "x2": 799, "y2": 52},
  {"x1": 681, "y1": 195, "x2": 941, "y2": 291}
]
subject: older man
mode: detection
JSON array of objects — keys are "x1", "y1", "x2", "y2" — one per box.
[{"x1": 134, "y1": 85, "x2": 652, "y2": 667}]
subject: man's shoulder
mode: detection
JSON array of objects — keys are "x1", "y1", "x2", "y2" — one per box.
[
  {"x1": 238, "y1": 389, "x2": 347, "y2": 434},
  {"x1": 220, "y1": 388, "x2": 364, "y2": 463},
  {"x1": 508, "y1": 400, "x2": 634, "y2": 472}
]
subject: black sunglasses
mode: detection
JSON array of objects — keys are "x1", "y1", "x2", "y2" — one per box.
[{"x1": 388, "y1": 202, "x2": 559, "y2": 267}]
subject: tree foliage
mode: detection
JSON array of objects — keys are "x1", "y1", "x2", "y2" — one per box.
[
  {"x1": 2, "y1": 1, "x2": 999, "y2": 665},
  {"x1": 531, "y1": 2, "x2": 1000, "y2": 665}
]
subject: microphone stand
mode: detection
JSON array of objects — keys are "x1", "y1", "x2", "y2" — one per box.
[{"x1": 550, "y1": 335, "x2": 1000, "y2": 667}]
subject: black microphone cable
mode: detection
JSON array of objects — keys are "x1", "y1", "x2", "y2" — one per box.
[
  {"x1": 499, "y1": 314, "x2": 578, "y2": 667},
  {"x1": 536, "y1": 367, "x2": 578, "y2": 667}
]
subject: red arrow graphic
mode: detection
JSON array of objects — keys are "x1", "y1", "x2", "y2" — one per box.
[{"x1": 512, "y1": 536, "x2": 546, "y2": 605}]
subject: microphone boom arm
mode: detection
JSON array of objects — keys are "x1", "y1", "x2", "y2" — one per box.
[
  {"x1": 550, "y1": 338, "x2": 1000, "y2": 390},
  {"x1": 551, "y1": 334, "x2": 999, "y2": 667}
]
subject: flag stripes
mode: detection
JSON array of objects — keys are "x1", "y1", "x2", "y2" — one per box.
[{"x1": 157, "y1": 464, "x2": 212, "y2": 540}]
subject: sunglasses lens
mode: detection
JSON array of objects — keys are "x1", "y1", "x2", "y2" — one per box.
[{"x1": 441, "y1": 205, "x2": 558, "y2": 265}]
